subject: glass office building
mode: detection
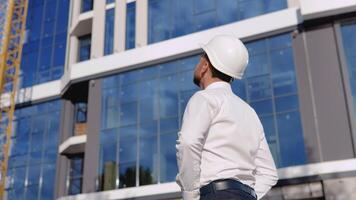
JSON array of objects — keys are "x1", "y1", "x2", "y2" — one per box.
[{"x1": 4, "y1": 0, "x2": 356, "y2": 199}]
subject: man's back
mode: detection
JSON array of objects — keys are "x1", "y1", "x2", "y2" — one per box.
[
  {"x1": 176, "y1": 81, "x2": 278, "y2": 199},
  {"x1": 199, "y1": 81, "x2": 262, "y2": 188}
]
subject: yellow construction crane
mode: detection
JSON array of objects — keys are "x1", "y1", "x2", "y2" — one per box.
[{"x1": 0, "y1": 0, "x2": 28, "y2": 198}]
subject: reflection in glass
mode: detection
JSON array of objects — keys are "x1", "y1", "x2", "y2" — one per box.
[
  {"x1": 105, "y1": 8, "x2": 114, "y2": 55},
  {"x1": 7, "y1": 100, "x2": 61, "y2": 200},
  {"x1": 341, "y1": 23, "x2": 356, "y2": 122},
  {"x1": 20, "y1": 0, "x2": 69, "y2": 88},
  {"x1": 126, "y1": 2, "x2": 136, "y2": 50},
  {"x1": 232, "y1": 33, "x2": 306, "y2": 167},
  {"x1": 148, "y1": 0, "x2": 287, "y2": 43}
]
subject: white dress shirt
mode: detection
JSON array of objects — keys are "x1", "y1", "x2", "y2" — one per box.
[{"x1": 176, "y1": 81, "x2": 278, "y2": 200}]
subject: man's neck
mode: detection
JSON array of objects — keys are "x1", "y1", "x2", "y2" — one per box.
[{"x1": 201, "y1": 78, "x2": 225, "y2": 89}]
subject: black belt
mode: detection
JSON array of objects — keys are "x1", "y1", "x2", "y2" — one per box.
[{"x1": 200, "y1": 179, "x2": 257, "y2": 199}]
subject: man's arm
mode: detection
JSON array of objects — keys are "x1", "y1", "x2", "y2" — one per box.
[
  {"x1": 176, "y1": 92, "x2": 213, "y2": 200},
  {"x1": 254, "y1": 130, "x2": 279, "y2": 199}
]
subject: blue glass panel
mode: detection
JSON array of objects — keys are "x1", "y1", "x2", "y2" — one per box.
[
  {"x1": 20, "y1": 0, "x2": 69, "y2": 88},
  {"x1": 148, "y1": 0, "x2": 172, "y2": 43},
  {"x1": 40, "y1": 164, "x2": 56, "y2": 199},
  {"x1": 139, "y1": 122, "x2": 157, "y2": 137},
  {"x1": 275, "y1": 95, "x2": 299, "y2": 112},
  {"x1": 160, "y1": 133, "x2": 177, "y2": 182},
  {"x1": 120, "y1": 102, "x2": 138, "y2": 126},
  {"x1": 8, "y1": 100, "x2": 61, "y2": 200},
  {"x1": 118, "y1": 162, "x2": 136, "y2": 188},
  {"x1": 100, "y1": 129, "x2": 118, "y2": 173},
  {"x1": 160, "y1": 117, "x2": 179, "y2": 133},
  {"x1": 341, "y1": 23, "x2": 356, "y2": 120},
  {"x1": 239, "y1": 0, "x2": 264, "y2": 19},
  {"x1": 13, "y1": 167, "x2": 26, "y2": 190},
  {"x1": 246, "y1": 75, "x2": 272, "y2": 100},
  {"x1": 81, "y1": 0, "x2": 93, "y2": 13},
  {"x1": 56, "y1": 0, "x2": 70, "y2": 33},
  {"x1": 241, "y1": 34, "x2": 306, "y2": 168},
  {"x1": 26, "y1": 185, "x2": 39, "y2": 200},
  {"x1": 172, "y1": 0, "x2": 194, "y2": 38},
  {"x1": 216, "y1": 0, "x2": 238, "y2": 25},
  {"x1": 148, "y1": 0, "x2": 287, "y2": 44},
  {"x1": 139, "y1": 135, "x2": 158, "y2": 185},
  {"x1": 250, "y1": 99, "x2": 273, "y2": 116},
  {"x1": 277, "y1": 111, "x2": 307, "y2": 167},
  {"x1": 260, "y1": 115, "x2": 276, "y2": 142},
  {"x1": 126, "y1": 2, "x2": 136, "y2": 50},
  {"x1": 104, "y1": 8, "x2": 114, "y2": 55},
  {"x1": 78, "y1": 34, "x2": 91, "y2": 62}
]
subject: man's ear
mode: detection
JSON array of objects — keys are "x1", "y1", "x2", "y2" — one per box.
[{"x1": 201, "y1": 61, "x2": 209, "y2": 75}]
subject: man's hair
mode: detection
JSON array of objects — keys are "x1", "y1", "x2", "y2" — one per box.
[{"x1": 202, "y1": 53, "x2": 233, "y2": 83}]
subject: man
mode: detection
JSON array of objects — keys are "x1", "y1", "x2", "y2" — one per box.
[{"x1": 176, "y1": 35, "x2": 278, "y2": 200}]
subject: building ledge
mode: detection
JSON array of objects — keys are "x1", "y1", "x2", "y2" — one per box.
[
  {"x1": 57, "y1": 158, "x2": 356, "y2": 200},
  {"x1": 300, "y1": 0, "x2": 356, "y2": 20},
  {"x1": 59, "y1": 135, "x2": 87, "y2": 155},
  {"x1": 278, "y1": 158, "x2": 356, "y2": 180},
  {"x1": 71, "y1": 11, "x2": 93, "y2": 37}
]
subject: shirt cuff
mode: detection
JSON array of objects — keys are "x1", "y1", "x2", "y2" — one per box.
[{"x1": 182, "y1": 190, "x2": 200, "y2": 200}]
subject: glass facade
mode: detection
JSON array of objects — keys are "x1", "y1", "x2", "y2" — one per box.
[
  {"x1": 99, "y1": 33, "x2": 306, "y2": 190},
  {"x1": 99, "y1": 55, "x2": 198, "y2": 189},
  {"x1": 148, "y1": 0, "x2": 287, "y2": 44},
  {"x1": 341, "y1": 22, "x2": 356, "y2": 124},
  {"x1": 78, "y1": 34, "x2": 91, "y2": 62},
  {"x1": 126, "y1": 2, "x2": 136, "y2": 50},
  {"x1": 6, "y1": 100, "x2": 62, "y2": 200},
  {"x1": 68, "y1": 154, "x2": 84, "y2": 195},
  {"x1": 21, "y1": 0, "x2": 70, "y2": 88},
  {"x1": 233, "y1": 34, "x2": 307, "y2": 168},
  {"x1": 105, "y1": 8, "x2": 115, "y2": 55}
]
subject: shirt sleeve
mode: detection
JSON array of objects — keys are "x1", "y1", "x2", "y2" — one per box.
[
  {"x1": 175, "y1": 92, "x2": 214, "y2": 200},
  {"x1": 254, "y1": 130, "x2": 279, "y2": 199}
]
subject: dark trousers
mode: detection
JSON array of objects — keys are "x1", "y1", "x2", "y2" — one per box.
[{"x1": 200, "y1": 189, "x2": 257, "y2": 200}]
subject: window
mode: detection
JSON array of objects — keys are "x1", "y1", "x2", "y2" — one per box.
[
  {"x1": 148, "y1": 0, "x2": 287, "y2": 44},
  {"x1": 232, "y1": 34, "x2": 307, "y2": 168},
  {"x1": 126, "y1": 2, "x2": 136, "y2": 50},
  {"x1": 20, "y1": 0, "x2": 69, "y2": 88},
  {"x1": 99, "y1": 56, "x2": 198, "y2": 189},
  {"x1": 81, "y1": 0, "x2": 94, "y2": 13},
  {"x1": 104, "y1": 8, "x2": 115, "y2": 55},
  {"x1": 78, "y1": 34, "x2": 91, "y2": 62},
  {"x1": 7, "y1": 100, "x2": 61, "y2": 200},
  {"x1": 107, "y1": 0, "x2": 115, "y2": 4},
  {"x1": 341, "y1": 22, "x2": 356, "y2": 125},
  {"x1": 68, "y1": 154, "x2": 84, "y2": 195},
  {"x1": 73, "y1": 102, "x2": 88, "y2": 136}
]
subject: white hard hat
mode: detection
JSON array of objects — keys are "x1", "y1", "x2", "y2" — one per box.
[{"x1": 200, "y1": 35, "x2": 249, "y2": 79}]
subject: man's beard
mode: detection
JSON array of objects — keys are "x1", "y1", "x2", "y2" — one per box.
[{"x1": 193, "y1": 74, "x2": 200, "y2": 87}]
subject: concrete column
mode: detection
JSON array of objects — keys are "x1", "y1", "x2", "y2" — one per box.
[
  {"x1": 68, "y1": 36, "x2": 79, "y2": 65},
  {"x1": 136, "y1": 0, "x2": 148, "y2": 47},
  {"x1": 71, "y1": 0, "x2": 81, "y2": 26},
  {"x1": 66, "y1": 0, "x2": 80, "y2": 68},
  {"x1": 82, "y1": 79, "x2": 102, "y2": 193},
  {"x1": 303, "y1": 25, "x2": 354, "y2": 161},
  {"x1": 114, "y1": 0, "x2": 127, "y2": 53},
  {"x1": 91, "y1": 0, "x2": 106, "y2": 58},
  {"x1": 55, "y1": 100, "x2": 73, "y2": 198}
]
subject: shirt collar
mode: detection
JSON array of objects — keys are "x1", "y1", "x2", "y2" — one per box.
[{"x1": 205, "y1": 81, "x2": 231, "y2": 90}]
